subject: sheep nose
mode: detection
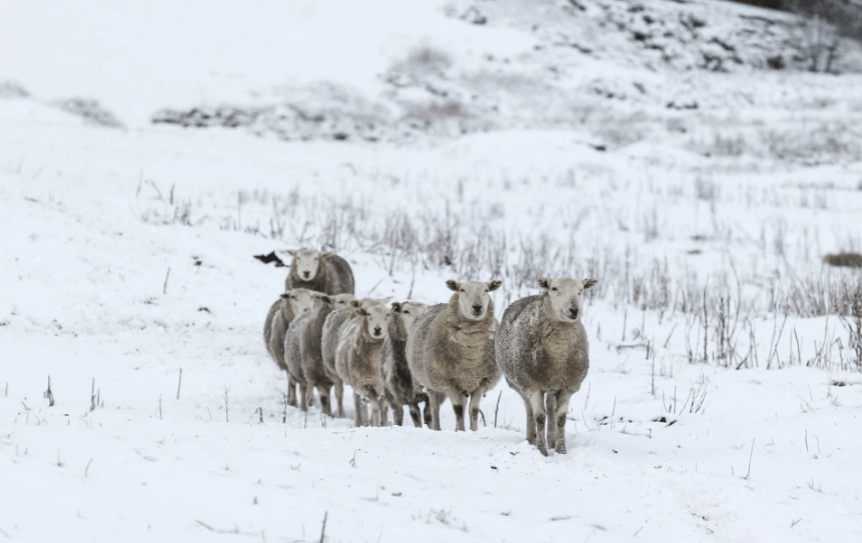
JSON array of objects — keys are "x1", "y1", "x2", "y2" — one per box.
[
  {"x1": 567, "y1": 309, "x2": 579, "y2": 319},
  {"x1": 472, "y1": 304, "x2": 483, "y2": 313},
  {"x1": 303, "y1": 271, "x2": 311, "y2": 278},
  {"x1": 373, "y1": 327, "x2": 382, "y2": 335}
]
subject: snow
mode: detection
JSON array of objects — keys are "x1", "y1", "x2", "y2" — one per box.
[{"x1": 2, "y1": 0, "x2": 862, "y2": 541}]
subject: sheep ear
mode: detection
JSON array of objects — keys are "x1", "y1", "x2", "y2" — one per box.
[
  {"x1": 375, "y1": 296, "x2": 392, "y2": 305},
  {"x1": 355, "y1": 307, "x2": 369, "y2": 317},
  {"x1": 349, "y1": 300, "x2": 362, "y2": 308},
  {"x1": 280, "y1": 293, "x2": 291, "y2": 299},
  {"x1": 391, "y1": 302, "x2": 402, "y2": 313},
  {"x1": 538, "y1": 277, "x2": 550, "y2": 290},
  {"x1": 320, "y1": 251, "x2": 333, "y2": 258},
  {"x1": 487, "y1": 279, "x2": 503, "y2": 292},
  {"x1": 281, "y1": 249, "x2": 298, "y2": 257},
  {"x1": 583, "y1": 278, "x2": 599, "y2": 290},
  {"x1": 318, "y1": 295, "x2": 332, "y2": 304},
  {"x1": 445, "y1": 280, "x2": 460, "y2": 292}
]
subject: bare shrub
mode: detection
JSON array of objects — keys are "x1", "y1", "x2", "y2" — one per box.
[
  {"x1": 392, "y1": 45, "x2": 452, "y2": 74},
  {"x1": 786, "y1": 0, "x2": 862, "y2": 73}
]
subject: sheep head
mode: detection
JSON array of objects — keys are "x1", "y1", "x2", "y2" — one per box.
[
  {"x1": 446, "y1": 279, "x2": 502, "y2": 321},
  {"x1": 537, "y1": 277, "x2": 598, "y2": 323}
]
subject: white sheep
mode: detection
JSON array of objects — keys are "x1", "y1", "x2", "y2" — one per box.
[
  {"x1": 380, "y1": 301, "x2": 430, "y2": 427},
  {"x1": 495, "y1": 276, "x2": 598, "y2": 456},
  {"x1": 406, "y1": 279, "x2": 503, "y2": 431},
  {"x1": 336, "y1": 302, "x2": 391, "y2": 427},
  {"x1": 282, "y1": 248, "x2": 354, "y2": 295},
  {"x1": 320, "y1": 296, "x2": 390, "y2": 418},
  {"x1": 263, "y1": 288, "x2": 317, "y2": 406}
]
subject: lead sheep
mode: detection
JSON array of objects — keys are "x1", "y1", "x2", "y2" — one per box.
[
  {"x1": 336, "y1": 303, "x2": 391, "y2": 426},
  {"x1": 283, "y1": 248, "x2": 355, "y2": 295},
  {"x1": 264, "y1": 288, "x2": 317, "y2": 406},
  {"x1": 496, "y1": 276, "x2": 598, "y2": 456},
  {"x1": 321, "y1": 296, "x2": 390, "y2": 418},
  {"x1": 380, "y1": 301, "x2": 430, "y2": 427},
  {"x1": 407, "y1": 279, "x2": 503, "y2": 432}
]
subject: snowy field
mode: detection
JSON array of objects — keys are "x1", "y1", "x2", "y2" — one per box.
[{"x1": 2, "y1": 1, "x2": 862, "y2": 542}]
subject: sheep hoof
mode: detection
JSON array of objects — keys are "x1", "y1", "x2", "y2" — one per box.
[{"x1": 537, "y1": 444, "x2": 549, "y2": 456}]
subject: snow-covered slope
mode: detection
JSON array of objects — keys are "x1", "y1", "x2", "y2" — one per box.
[{"x1": 2, "y1": 1, "x2": 862, "y2": 542}]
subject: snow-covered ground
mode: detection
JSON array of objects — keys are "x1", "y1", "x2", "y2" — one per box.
[{"x1": 2, "y1": 1, "x2": 862, "y2": 541}]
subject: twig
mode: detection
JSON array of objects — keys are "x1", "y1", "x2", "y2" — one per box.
[
  {"x1": 319, "y1": 511, "x2": 328, "y2": 543},
  {"x1": 493, "y1": 391, "x2": 502, "y2": 428},
  {"x1": 90, "y1": 379, "x2": 96, "y2": 412},
  {"x1": 224, "y1": 386, "x2": 230, "y2": 423},
  {"x1": 176, "y1": 368, "x2": 183, "y2": 400},
  {"x1": 742, "y1": 438, "x2": 755, "y2": 480},
  {"x1": 663, "y1": 323, "x2": 678, "y2": 349},
  {"x1": 163, "y1": 267, "x2": 171, "y2": 295},
  {"x1": 258, "y1": 407, "x2": 264, "y2": 424},
  {"x1": 159, "y1": 395, "x2": 163, "y2": 420},
  {"x1": 85, "y1": 458, "x2": 93, "y2": 477},
  {"x1": 44, "y1": 375, "x2": 55, "y2": 407}
]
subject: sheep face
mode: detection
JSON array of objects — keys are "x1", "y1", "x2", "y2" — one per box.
[
  {"x1": 446, "y1": 279, "x2": 502, "y2": 321},
  {"x1": 281, "y1": 288, "x2": 317, "y2": 316},
  {"x1": 392, "y1": 302, "x2": 427, "y2": 332},
  {"x1": 537, "y1": 277, "x2": 598, "y2": 322},
  {"x1": 284, "y1": 248, "x2": 332, "y2": 281},
  {"x1": 354, "y1": 304, "x2": 390, "y2": 339},
  {"x1": 331, "y1": 293, "x2": 356, "y2": 308}
]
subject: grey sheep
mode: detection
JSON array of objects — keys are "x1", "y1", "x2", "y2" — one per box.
[
  {"x1": 380, "y1": 301, "x2": 430, "y2": 427},
  {"x1": 295, "y1": 294, "x2": 358, "y2": 417},
  {"x1": 407, "y1": 279, "x2": 503, "y2": 432},
  {"x1": 496, "y1": 276, "x2": 598, "y2": 456},
  {"x1": 283, "y1": 248, "x2": 355, "y2": 295},
  {"x1": 264, "y1": 288, "x2": 317, "y2": 406},
  {"x1": 283, "y1": 292, "x2": 332, "y2": 412},
  {"x1": 336, "y1": 303, "x2": 391, "y2": 426},
  {"x1": 320, "y1": 296, "x2": 390, "y2": 418}
]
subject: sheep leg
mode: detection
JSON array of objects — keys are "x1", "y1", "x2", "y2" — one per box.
[
  {"x1": 353, "y1": 392, "x2": 364, "y2": 427},
  {"x1": 334, "y1": 380, "x2": 346, "y2": 418},
  {"x1": 528, "y1": 390, "x2": 548, "y2": 456},
  {"x1": 468, "y1": 390, "x2": 484, "y2": 432},
  {"x1": 545, "y1": 392, "x2": 558, "y2": 450},
  {"x1": 554, "y1": 390, "x2": 576, "y2": 454},
  {"x1": 446, "y1": 390, "x2": 468, "y2": 432},
  {"x1": 514, "y1": 388, "x2": 535, "y2": 445},
  {"x1": 299, "y1": 384, "x2": 309, "y2": 412},
  {"x1": 423, "y1": 399, "x2": 433, "y2": 428},
  {"x1": 287, "y1": 376, "x2": 298, "y2": 407},
  {"x1": 379, "y1": 401, "x2": 389, "y2": 427},
  {"x1": 408, "y1": 403, "x2": 423, "y2": 427},
  {"x1": 428, "y1": 391, "x2": 443, "y2": 431},
  {"x1": 316, "y1": 385, "x2": 332, "y2": 417}
]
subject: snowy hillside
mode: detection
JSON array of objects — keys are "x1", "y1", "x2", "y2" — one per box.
[{"x1": 2, "y1": 1, "x2": 862, "y2": 542}]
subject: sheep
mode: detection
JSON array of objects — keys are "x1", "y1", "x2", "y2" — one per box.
[
  {"x1": 294, "y1": 294, "x2": 357, "y2": 417},
  {"x1": 380, "y1": 301, "x2": 431, "y2": 427},
  {"x1": 320, "y1": 296, "x2": 390, "y2": 418},
  {"x1": 406, "y1": 279, "x2": 503, "y2": 432},
  {"x1": 283, "y1": 292, "x2": 334, "y2": 412},
  {"x1": 282, "y1": 248, "x2": 355, "y2": 295},
  {"x1": 495, "y1": 276, "x2": 598, "y2": 456},
  {"x1": 263, "y1": 288, "x2": 317, "y2": 406},
  {"x1": 336, "y1": 303, "x2": 391, "y2": 427}
]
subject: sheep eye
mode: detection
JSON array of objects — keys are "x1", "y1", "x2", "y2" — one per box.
[
  {"x1": 551, "y1": 287, "x2": 558, "y2": 292},
  {"x1": 460, "y1": 289, "x2": 465, "y2": 293},
  {"x1": 404, "y1": 310, "x2": 410, "y2": 314}
]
